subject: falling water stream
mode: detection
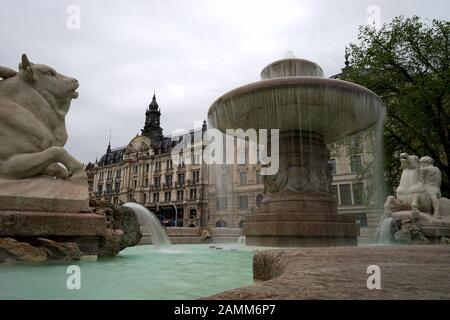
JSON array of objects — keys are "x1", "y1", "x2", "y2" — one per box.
[
  {"x1": 379, "y1": 217, "x2": 394, "y2": 244},
  {"x1": 124, "y1": 202, "x2": 171, "y2": 249}
]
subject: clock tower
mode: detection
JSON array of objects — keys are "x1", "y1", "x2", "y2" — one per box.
[{"x1": 142, "y1": 92, "x2": 163, "y2": 142}]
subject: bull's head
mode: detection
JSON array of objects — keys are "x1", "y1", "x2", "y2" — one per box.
[
  {"x1": 18, "y1": 54, "x2": 79, "y2": 102},
  {"x1": 400, "y1": 153, "x2": 419, "y2": 170}
]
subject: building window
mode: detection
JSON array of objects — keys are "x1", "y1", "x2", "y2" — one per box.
[
  {"x1": 350, "y1": 155, "x2": 362, "y2": 173},
  {"x1": 240, "y1": 172, "x2": 247, "y2": 185},
  {"x1": 177, "y1": 190, "x2": 184, "y2": 202},
  {"x1": 144, "y1": 178, "x2": 149, "y2": 187},
  {"x1": 353, "y1": 183, "x2": 364, "y2": 205},
  {"x1": 164, "y1": 191, "x2": 171, "y2": 202},
  {"x1": 133, "y1": 166, "x2": 138, "y2": 175},
  {"x1": 145, "y1": 163, "x2": 150, "y2": 172},
  {"x1": 143, "y1": 193, "x2": 147, "y2": 204},
  {"x1": 107, "y1": 170, "x2": 113, "y2": 179},
  {"x1": 154, "y1": 176, "x2": 160, "y2": 188},
  {"x1": 114, "y1": 182, "x2": 120, "y2": 193},
  {"x1": 329, "y1": 159, "x2": 337, "y2": 175},
  {"x1": 339, "y1": 184, "x2": 352, "y2": 205},
  {"x1": 193, "y1": 171, "x2": 200, "y2": 184},
  {"x1": 132, "y1": 180, "x2": 137, "y2": 189},
  {"x1": 190, "y1": 188, "x2": 197, "y2": 200},
  {"x1": 116, "y1": 169, "x2": 121, "y2": 179},
  {"x1": 194, "y1": 154, "x2": 201, "y2": 165},
  {"x1": 178, "y1": 173, "x2": 185, "y2": 185},
  {"x1": 98, "y1": 184, "x2": 103, "y2": 194},
  {"x1": 216, "y1": 220, "x2": 228, "y2": 228},
  {"x1": 256, "y1": 170, "x2": 263, "y2": 184},
  {"x1": 165, "y1": 159, "x2": 173, "y2": 170},
  {"x1": 239, "y1": 196, "x2": 248, "y2": 209},
  {"x1": 153, "y1": 192, "x2": 159, "y2": 203},
  {"x1": 165, "y1": 175, "x2": 172, "y2": 187},
  {"x1": 216, "y1": 197, "x2": 228, "y2": 211},
  {"x1": 99, "y1": 172, "x2": 104, "y2": 180}
]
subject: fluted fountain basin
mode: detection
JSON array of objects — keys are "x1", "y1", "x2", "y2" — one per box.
[
  {"x1": 208, "y1": 76, "x2": 384, "y2": 143},
  {"x1": 207, "y1": 58, "x2": 385, "y2": 247}
]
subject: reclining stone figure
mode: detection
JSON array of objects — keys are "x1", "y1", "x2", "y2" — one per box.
[{"x1": 0, "y1": 54, "x2": 86, "y2": 185}]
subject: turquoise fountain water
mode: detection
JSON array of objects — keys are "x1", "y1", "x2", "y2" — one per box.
[{"x1": 0, "y1": 244, "x2": 254, "y2": 299}]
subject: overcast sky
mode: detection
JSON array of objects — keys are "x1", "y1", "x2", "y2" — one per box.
[{"x1": 1, "y1": 0, "x2": 449, "y2": 164}]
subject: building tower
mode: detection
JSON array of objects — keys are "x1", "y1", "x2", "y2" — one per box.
[{"x1": 141, "y1": 92, "x2": 163, "y2": 142}]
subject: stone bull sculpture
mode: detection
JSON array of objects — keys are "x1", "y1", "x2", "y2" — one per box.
[{"x1": 0, "y1": 54, "x2": 86, "y2": 185}]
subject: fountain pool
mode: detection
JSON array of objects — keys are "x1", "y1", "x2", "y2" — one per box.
[{"x1": 0, "y1": 244, "x2": 254, "y2": 299}]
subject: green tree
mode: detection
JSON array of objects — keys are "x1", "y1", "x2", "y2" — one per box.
[{"x1": 342, "y1": 16, "x2": 450, "y2": 196}]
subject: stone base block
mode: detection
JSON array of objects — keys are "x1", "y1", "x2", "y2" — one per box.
[
  {"x1": 244, "y1": 212, "x2": 359, "y2": 247},
  {"x1": 391, "y1": 210, "x2": 450, "y2": 243},
  {"x1": 0, "y1": 210, "x2": 106, "y2": 255},
  {"x1": 0, "y1": 176, "x2": 89, "y2": 213}
]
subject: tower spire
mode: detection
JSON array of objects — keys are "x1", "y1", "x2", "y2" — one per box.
[
  {"x1": 149, "y1": 90, "x2": 159, "y2": 111},
  {"x1": 142, "y1": 91, "x2": 163, "y2": 142},
  {"x1": 107, "y1": 129, "x2": 111, "y2": 153}
]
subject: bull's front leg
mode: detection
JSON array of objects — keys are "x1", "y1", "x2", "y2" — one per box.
[
  {"x1": 53, "y1": 148, "x2": 87, "y2": 186},
  {"x1": 0, "y1": 146, "x2": 86, "y2": 186},
  {"x1": 42, "y1": 162, "x2": 70, "y2": 179}
]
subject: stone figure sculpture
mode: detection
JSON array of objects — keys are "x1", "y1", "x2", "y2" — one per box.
[
  {"x1": 420, "y1": 156, "x2": 442, "y2": 218},
  {"x1": 380, "y1": 153, "x2": 450, "y2": 244},
  {"x1": 384, "y1": 153, "x2": 432, "y2": 218},
  {"x1": 0, "y1": 54, "x2": 86, "y2": 184},
  {"x1": 384, "y1": 153, "x2": 449, "y2": 220}
]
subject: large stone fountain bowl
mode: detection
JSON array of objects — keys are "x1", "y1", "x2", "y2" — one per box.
[{"x1": 208, "y1": 59, "x2": 384, "y2": 143}]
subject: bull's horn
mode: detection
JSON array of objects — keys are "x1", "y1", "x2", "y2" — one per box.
[
  {"x1": 0, "y1": 66, "x2": 17, "y2": 79},
  {"x1": 19, "y1": 54, "x2": 31, "y2": 70}
]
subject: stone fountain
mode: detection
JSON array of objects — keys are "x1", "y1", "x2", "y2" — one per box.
[{"x1": 208, "y1": 58, "x2": 385, "y2": 247}]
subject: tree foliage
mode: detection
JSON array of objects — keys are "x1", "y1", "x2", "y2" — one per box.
[{"x1": 342, "y1": 16, "x2": 450, "y2": 196}]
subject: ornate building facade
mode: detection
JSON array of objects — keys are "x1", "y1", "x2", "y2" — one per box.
[
  {"x1": 92, "y1": 94, "x2": 208, "y2": 227},
  {"x1": 92, "y1": 93, "x2": 375, "y2": 239}
]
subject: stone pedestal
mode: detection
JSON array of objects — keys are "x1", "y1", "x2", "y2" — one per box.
[
  {"x1": 0, "y1": 177, "x2": 104, "y2": 256},
  {"x1": 244, "y1": 131, "x2": 359, "y2": 247},
  {"x1": 0, "y1": 210, "x2": 106, "y2": 255},
  {"x1": 0, "y1": 176, "x2": 89, "y2": 213}
]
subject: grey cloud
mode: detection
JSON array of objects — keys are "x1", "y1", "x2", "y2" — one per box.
[{"x1": 1, "y1": 0, "x2": 449, "y2": 163}]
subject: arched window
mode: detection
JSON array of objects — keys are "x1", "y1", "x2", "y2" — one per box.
[
  {"x1": 239, "y1": 220, "x2": 245, "y2": 228},
  {"x1": 215, "y1": 220, "x2": 228, "y2": 228}
]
